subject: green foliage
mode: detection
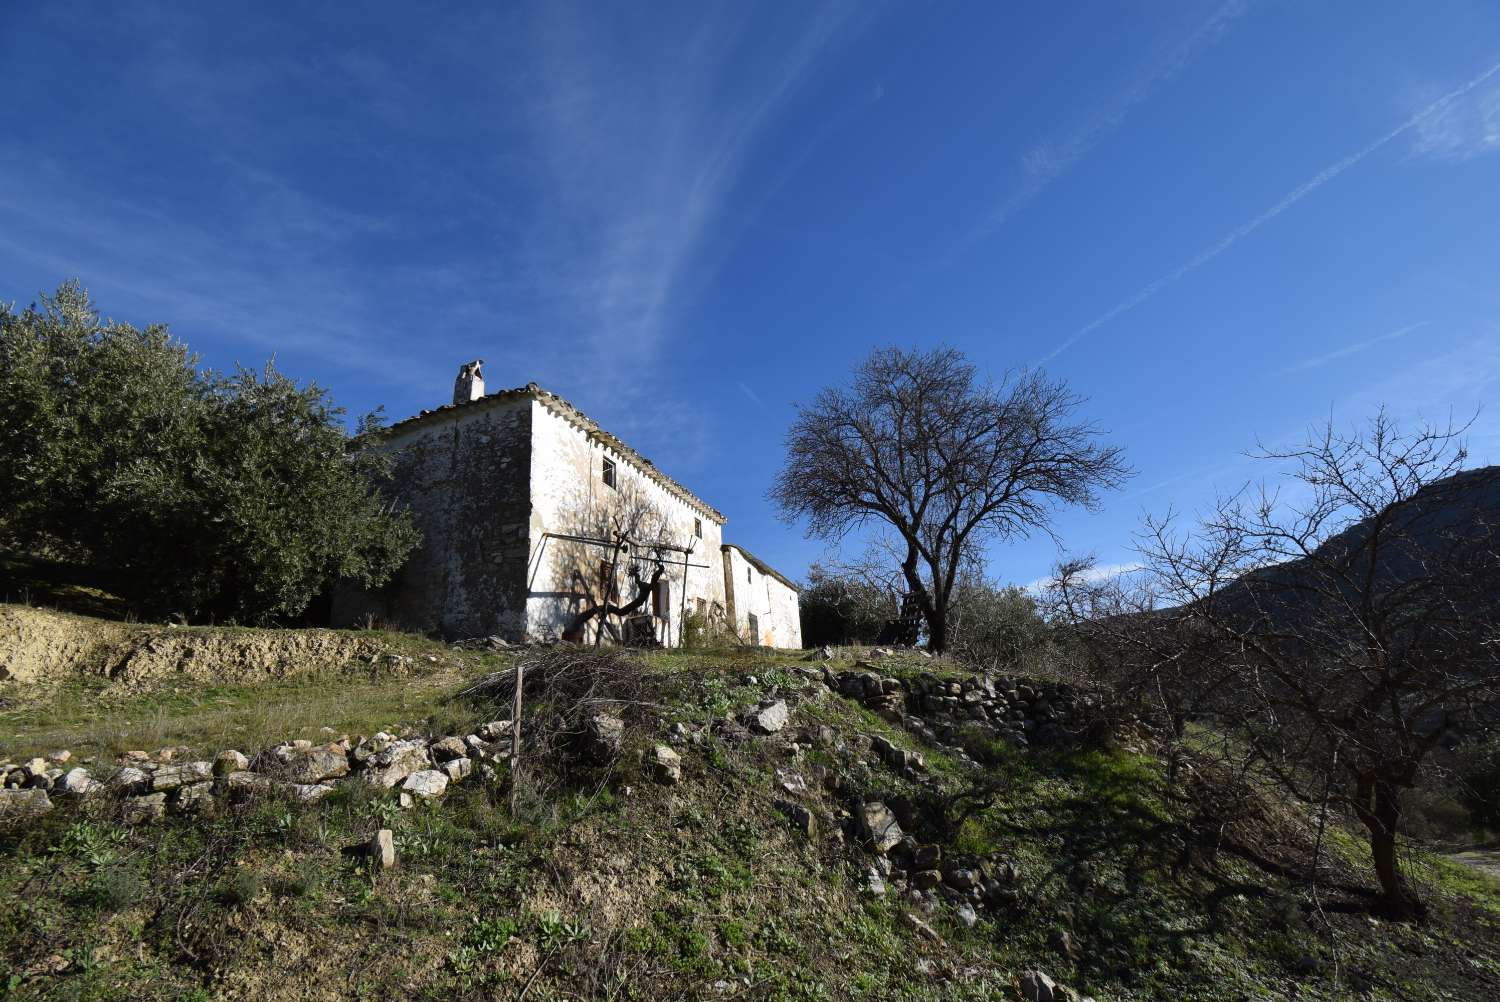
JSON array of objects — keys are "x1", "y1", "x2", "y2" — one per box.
[
  {"x1": 947, "y1": 577, "x2": 1049, "y2": 671},
  {"x1": 50, "y1": 822, "x2": 127, "y2": 868},
  {"x1": 799, "y1": 563, "x2": 894, "y2": 647},
  {"x1": 0, "y1": 281, "x2": 419, "y2": 622},
  {"x1": 1457, "y1": 736, "x2": 1500, "y2": 832}
]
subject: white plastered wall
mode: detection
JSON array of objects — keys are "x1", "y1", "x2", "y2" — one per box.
[{"x1": 524, "y1": 399, "x2": 727, "y2": 645}]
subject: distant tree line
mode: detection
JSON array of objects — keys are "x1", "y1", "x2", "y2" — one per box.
[{"x1": 0, "y1": 281, "x2": 418, "y2": 623}]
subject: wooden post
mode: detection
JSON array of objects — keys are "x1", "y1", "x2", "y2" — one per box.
[
  {"x1": 593, "y1": 533, "x2": 626, "y2": 649},
  {"x1": 508, "y1": 659, "x2": 524, "y2": 814},
  {"x1": 677, "y1": 540, "x2": 694, "y2": 648}
]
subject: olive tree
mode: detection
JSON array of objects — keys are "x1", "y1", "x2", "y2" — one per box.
[
  {"x1": 771, "y1": 346, "x2": 1128, "y2": 651},
  {"x1": 0, "y1": 281, "x2": 419, "y2": 622}
]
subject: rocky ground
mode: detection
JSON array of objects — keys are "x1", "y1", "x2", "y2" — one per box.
[{"x1": 2, "y1": 614, "x2": 1499, "y2": 1000}]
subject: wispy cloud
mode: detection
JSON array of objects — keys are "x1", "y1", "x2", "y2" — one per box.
[
  {"x1": 1041, "y1": 57, "x2": 1500, "y2": 363},
  {"x1": 1278, "y1": 321, "x2": 1430, "y2": 374},
  {"x1": 1410, "y1": 78, "x2": 1500, "y2": 161},
  {"x1": 737, "y1": 381, "x2": 766, "y2": 407},
  {"x1": 954, "y1": 1, "x2": 1248, "y2": 254},
  {"x1": 1024, "y1": 561, "x2": 1143, "y2": 594}
]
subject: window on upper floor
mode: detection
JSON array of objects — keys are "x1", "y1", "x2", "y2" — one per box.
[
  {"x1": 602, "y1": 456, "x2": 616, "y2": 489},
  {"x1": 694, "y1": 518, "x2": 702, "y2": 538},
  {"x1": 747, "y1": 565, "x2": 752, "y2": 584}
]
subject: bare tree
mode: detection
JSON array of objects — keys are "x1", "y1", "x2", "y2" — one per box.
[
  {"x1": 550, "y1": 480, "x2": 684, "y2": 646},
  {"x1": 1067, "y1": 412, "x2": 1500, "y2": 918},
  {"x1": 771, "y1": 346, "x2": 1129, "y2": 651}
]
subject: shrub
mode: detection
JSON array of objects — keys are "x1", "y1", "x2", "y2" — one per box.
[
  {"x1": 1457, "y1": 737, "x2": 1500, "y2": 833},
  {"x1": 0, "y1": 281, "x2": 419, "y2": 622}
]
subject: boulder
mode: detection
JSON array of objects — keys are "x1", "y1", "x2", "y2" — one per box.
[
  {"x1": 430, "y1": 736, "x2": 469, "y2": 762},
  {"x1": 121, "y1": 792, "x2": 167, "y2": 825},
  {"x1": 48, "y1": 750, "x2": 71, "y2": 765},
  {"x1": 370, "y1": 828, "x2": 396, "y2": 869},
  {"x1": 775, "y1": 768, "x2": 808, "y2": 796},
  {"x1": 175, "y1": 781, "x2": 215, "y2": 814},
  {"x1": 281, "y1": 745, "x2": 350, "y2": 784},
  {"x1": 777, "y1": 800, "x2": 816, "y2": 837},
  {"x1": 747, "y1": 700, "x2": 789, "y2": 735},
  {"x1": 224, "y1": 771, "x2": 275, "y2": 800},
  {"x1": 0, "y1": 788, "x2": 53, "y2": 823},
  {"x1": 912, "y1": 869, "x2": 942, "y2": 890},
  {"x1": 1048, "y1": 929, "x2": 1080, "y2": 962},
  {"x1": 60, "y1": 768, "x2": 100, "y2": 797},
  {"x1": 401, "y1": 769, "x2": 448, "y2": 800},
  {"x1": 955, "y1": 903, "x2": 979, "y2": 928},
  {"x1": 109, "y1": 767, "x2": 151, "y2": 794},
  {"x1": 944, "y1": 867, "x2": 981, "y2": 891},
  {"x1": 1019, "y1": 970, "x2": 1060, "y2": 1002},
  {"x1": 151, "y1": 761, "x2": 213, "y2": 792},
  {"x1": 649, "y1": 745, "x2": 682, "y2": 785},
  {"x1": 364, "y1": 740, "x2": 431, "y2": 788},
  {"x1": 583, "y1": 713, "x2": 626, "y2": 762},
  {"x1": 858, "y1": 802, "x2": 904, "y2": 854},
  {"x1": 442, "y1": 758, "x2": 473, "y2": 783},
  {"x1": 288, "y1": 783, "x2": 337, "y2": 804},
  {"x1": 213, "y1": 750, "x2": 249, "y2": 776},
  {"x1": 477, "y1": 720, "x2": 513, "y2": 742}
]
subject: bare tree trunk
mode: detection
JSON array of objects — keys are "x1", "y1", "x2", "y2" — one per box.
[
  {"x1": 927, "y1": 603, "x2": 948, "y2": 653},
  {"x1": 1358, "y1": 777, "x2": 1424, "y2": 919}
]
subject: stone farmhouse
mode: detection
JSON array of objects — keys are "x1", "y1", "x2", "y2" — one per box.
[{"x1": 333, "y1": 362, "x2": 802, "y2": 649}]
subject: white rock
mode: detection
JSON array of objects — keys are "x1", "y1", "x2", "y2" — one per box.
[
  {"x1": 213, "y1": 750, "x2": 249, "y2": 776},
  {"x1": 364, "y1": 740, "x2": 431, "y2": 788},
  {"x1": 151, "y1": 761, "x2": 213, "y2": 792},
  {"x1": 60, "y1": 768, "x2": 100, "y2": 796},
  {"x1": 401, "y1": 769, "x2": 448, "y2": 799},
  {"x1": 650, "y1": 745, "x2": 682, "y2": 785},
  {"x1": 747, "y1": 700, "x2": 789, "y2": 735},
  {"x1": 442, "y1": 758, "x2": 473, "y2": 783},
  {"x1": 858, "y1": 802, "x2": 904, "y2": 853},
  {"x1": 109, "y1": 767, "x2": 151, "y2": 794},
  {"x1": 371, "y1": 828, "x2": 395, "y2": 869}
]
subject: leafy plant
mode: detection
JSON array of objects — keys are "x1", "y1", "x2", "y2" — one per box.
[{"x1": 51, "y1": 822, "x2": 127, "y2": 868}]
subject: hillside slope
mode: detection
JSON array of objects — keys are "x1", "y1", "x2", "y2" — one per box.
[{"x1": 1, "y1": 613, "x2": 1499, "y2": 1000}]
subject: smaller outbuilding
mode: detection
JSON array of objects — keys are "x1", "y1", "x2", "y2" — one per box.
[{"x1": 721, "y1": 544, "x2": 802, "y2": 649}]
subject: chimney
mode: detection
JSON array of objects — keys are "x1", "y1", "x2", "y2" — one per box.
[{"x1": 453, "y1": 359, "x2": 484, "y2": 405}]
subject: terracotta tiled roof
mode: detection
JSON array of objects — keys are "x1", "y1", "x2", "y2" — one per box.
[{"x1": 383, "y1": 383, "x2": 726, "y2": 523}]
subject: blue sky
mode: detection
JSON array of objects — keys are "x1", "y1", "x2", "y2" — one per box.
[{"x1": 4, "y1": 1, "x2": 1499, "y2": 589}]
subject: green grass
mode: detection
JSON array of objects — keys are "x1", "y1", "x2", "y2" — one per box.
[
  {"x1": 0, "y1": 631, "x2": 507, "y2": 763},
  {"x1": 5, "y1": 631, "x2": 1500, "y2": 1000}
]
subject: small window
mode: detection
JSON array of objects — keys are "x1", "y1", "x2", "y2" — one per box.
[
  {"x1": 747, "y1": 565, "x2": 752, "y2": 584},
  {"x1": 602, "y1": 457, "x2": 616, "y2": 489},
  {"x1": 694, "y1": 518, "x2": 702, "y2": 539}
]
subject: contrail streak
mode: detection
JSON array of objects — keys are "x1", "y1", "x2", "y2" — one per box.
[{"x1": 1042, "y1": 57, "x2": 1500, "y2": 363}]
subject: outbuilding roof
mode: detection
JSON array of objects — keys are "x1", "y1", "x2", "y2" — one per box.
[
  {"x1": 382, "y1": 382, "x2": 726, "y2": 523},
  {"x1": 721, "y1": 543, "x2": 800, "y2": 592}
]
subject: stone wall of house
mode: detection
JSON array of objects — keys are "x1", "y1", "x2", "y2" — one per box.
[
  {"x1": 722, "y1": 545, "x2": 803, "y2": 649},
  {"x1": 331, "y1": 398, "x2": 533, "y2": 639},
  {"x1": 525, "y1": 399, "x2": 727, "y2": 645}
]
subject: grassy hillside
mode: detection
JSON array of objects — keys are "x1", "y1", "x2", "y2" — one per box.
[{"x1": 2, "y1": 607, "x2": 1499, "y2": 1001}]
